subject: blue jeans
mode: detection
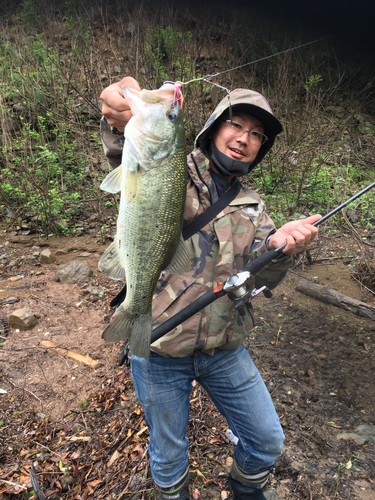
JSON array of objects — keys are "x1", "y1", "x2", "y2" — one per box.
[{"x1": 131, "y1": 344, "x2": 284, "y2": 486}]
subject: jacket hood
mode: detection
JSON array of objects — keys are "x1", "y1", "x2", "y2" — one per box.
[{"x1": 195, "y1": 89, "x2": 283, "y2": 169}]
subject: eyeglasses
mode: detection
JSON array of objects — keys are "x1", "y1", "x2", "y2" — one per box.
[{"x1": 223, "y1": 120, "x2": 268, "y2": 146}]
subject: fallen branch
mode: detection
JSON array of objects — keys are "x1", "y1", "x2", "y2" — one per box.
[
  {"x1": 7, "y1": 379, "x2": 43, "y2": 403},
  {"x1": 313, "y1": 255, "x2": 355, "y2": 262},
  {"x1": 40, "y1": 340, "x2": 103, "y2": 369},
  {"x1": 295, "y1": 279, "x2": 375, "y2": 320},
  {"x1": 0, "y1": 479, "x2": 27, "y2": 490}
]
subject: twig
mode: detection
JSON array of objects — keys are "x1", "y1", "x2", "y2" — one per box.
[
  {"x1": 7, "y1": 379, "x2": 42, "y2": 404},
  {"x1": 289, "y1": 269, "x2": 315, "y2": 280},
  {"x1": 313, "y1": 255, "x2": 355, "y2": 262},
  {"x1": 33, "y1": 441, "x2": 62, "y2": 458},
  {"x1": 118, "y1": 450, "x2": 148, "y2": 499},
  {"x1": 307, "y1": 481, "x2": 313, "y2": 500},
  {"x1": 276, "y1": 327, "x2": 281, "y2": 346},
  {"x1": 350, "y1": 272, "x2": 375, "y2": 297},
  {"x1": 342, "y1": 210, "x2": 375, "y2": 248},
  {"x1": 0, "y1": 479, "x2": 27, "y2": 490}
]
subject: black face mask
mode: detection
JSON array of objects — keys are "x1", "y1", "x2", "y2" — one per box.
[{"x1": 210, "y1": 139, "x2": 255, "y2": 177}]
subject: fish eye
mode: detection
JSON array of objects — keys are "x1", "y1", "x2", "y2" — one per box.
[{"x1": 167, "y1": 110, "x2": 177, "y2": 121}]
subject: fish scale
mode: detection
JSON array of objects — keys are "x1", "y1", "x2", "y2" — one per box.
[{"x1": 119, "y1": 149, "x2": 187, "y2": 314}]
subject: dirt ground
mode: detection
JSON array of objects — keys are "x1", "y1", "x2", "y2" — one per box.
[{"x1": 0, "y1": 226, "x2": 375, "y2": 499}]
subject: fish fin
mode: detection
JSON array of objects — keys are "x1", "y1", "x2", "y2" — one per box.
[
  {"x1": 102, "y1": 307, "x2": 133, "y2": 343},
  {"x1": 102, "y1": 309, "x2": 152, "y2": 360},
  {"x1": 128, "y1": 311, "x2": 152, "y2": 360},
  {"x1": 124, "y1": 168, "x2": 139, "y2": 202},
  {"x1": 100, "y1": 165, "x2": 122, "y2": 193},
  {"x1": 98, "y1": 239, "x2": 126, "y2": 280},
  {"x1": 164, "y1": 236, "x2": 191, "y2": 274}
]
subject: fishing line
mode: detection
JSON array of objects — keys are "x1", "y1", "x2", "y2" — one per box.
[
  {"x1": 179, "y1": 36, "x2": 327, "y2": 87},
  {"x1": 166, "y1": 36, "x2": 327, "y2": 122}
]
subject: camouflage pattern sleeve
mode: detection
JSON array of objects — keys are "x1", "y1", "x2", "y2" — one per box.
[
  {"x1": 247, "y1": 198, "x2": 292, "y2": 290},
  {"x1": 100, "y1": 116, "x2": 124, "y2": 169}
]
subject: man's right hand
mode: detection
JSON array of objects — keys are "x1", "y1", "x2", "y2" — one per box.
[{"x1": 100, "y1": 76, "x2": 141, "y2": 132}]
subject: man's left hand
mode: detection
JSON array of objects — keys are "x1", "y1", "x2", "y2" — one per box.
[{"x1": 268, "y1": 214, "x2": 321, "y2": 255}]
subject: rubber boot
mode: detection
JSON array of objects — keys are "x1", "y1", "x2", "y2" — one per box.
[
  {"x1": 155, "y1": 468, "x2": 190, "y2": 500},
  {"x1": 229, "y1": 460, "x2": 276, "y2": 500}
]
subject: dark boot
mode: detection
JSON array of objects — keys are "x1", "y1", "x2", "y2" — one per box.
[
  {"x1": 229, "y1": 459, "x2": 276, "y2": 500},
  {"x1": 155, "y1": 468, "x2": 190, "y2": 500}
]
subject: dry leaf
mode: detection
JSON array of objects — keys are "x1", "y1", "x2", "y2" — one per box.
[
  {"x1": 135, "y1": 426, "x2": 148, "y2": 437},
  {"x1": 86, "y1": 479, "x2": 102, "y2": 488},
  {"x1": 192, "y1": 487, "x2": 201, "y2": 500},
  {"x1": 107, "y1": 450, "x2": 121, "y2": 467}
]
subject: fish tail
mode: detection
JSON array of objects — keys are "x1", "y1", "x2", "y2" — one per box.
[
  {"x1": 102, "y1": 308, "x2": 152, "y2": 360},
  {"x1": 102, "y1": 308, "x2": 134, "y2": 343},
  {"x1": 129, "y1": 311, "x2": 152, "y2": 360}
]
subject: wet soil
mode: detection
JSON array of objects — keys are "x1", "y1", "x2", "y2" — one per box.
[{"x1": 0, "y1": 227, "x2": 374, "y2": 499}]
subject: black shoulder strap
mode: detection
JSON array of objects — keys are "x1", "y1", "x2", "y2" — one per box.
[{"x1": 182, "y1": 180, "x2": 241, "y2": 240}]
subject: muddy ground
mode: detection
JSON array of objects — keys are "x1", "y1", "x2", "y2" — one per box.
[{"x1": 0, "y1": 226, "x2": 374, "y2": 499}]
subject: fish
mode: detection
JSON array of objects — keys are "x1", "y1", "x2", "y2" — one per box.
[{"x1": 98, "y1": 84, "x2": 190, "y2": 359}]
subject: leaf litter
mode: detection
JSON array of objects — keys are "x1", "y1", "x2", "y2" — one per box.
[{"x1": 1, "y1": 231, "x2": 375, "y2": 499}]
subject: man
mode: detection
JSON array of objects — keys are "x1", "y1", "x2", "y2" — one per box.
[{"x1": 100, "y1": 77, "x2": 320, "y2": 500}]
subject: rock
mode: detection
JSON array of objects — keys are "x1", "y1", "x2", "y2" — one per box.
[
  {"x1": 8, "y1": 307, "x2": 38, "y2": 330},
  {"x1": 80, "y1": 252, "x2": 91, "y2": 257},
  {"x1": 55, "y1": 260, "x2": 94, "y2": 284},
  {"x1": 2, "y1": 297, "x2": 19, "y2": 304},
  {"x1": 40, "y1": 249, "x2": 57, "y2": 264},
  {"x1": 84, "y1": 285, "x2": 103, "y2": 296},
  {"x1": 100, "y1": 161, "x2": 111, "y2": 173},
  {"x1": 337, "y1": 425, "x2": 375, "y2": 446},
  {"x1": 9, "y1": 236, "x2": 36, "y2": 245},
  {"x1": 7, "y1": 275, "x2": 24, "y2": 281},
  {"x1": 264, "y1": 493, "x2": 278, "y2": 500},
  {"x1": 30, "y1": 246, "x2": 41, "y2": 252},
  {"x1": 55, "y1": 249, "x2": 67, "y2": 255}
]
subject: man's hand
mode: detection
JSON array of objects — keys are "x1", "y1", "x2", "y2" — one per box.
[
  {"x1": 268, "y1": 214, "x2": 321, "y2": 255},
  {"x1": 100, "y1": 76, "x2": 141, "y2": 132}
]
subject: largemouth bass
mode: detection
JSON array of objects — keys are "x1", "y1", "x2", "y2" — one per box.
[{"x1": 98, "y1": 84, "x2": 190, "y2": 359}]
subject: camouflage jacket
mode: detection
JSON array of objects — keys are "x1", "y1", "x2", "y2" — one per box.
[{"x1": 100, "y1": 117, "x2": 292, "y2": 357}]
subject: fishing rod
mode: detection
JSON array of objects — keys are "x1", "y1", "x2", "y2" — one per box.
[{"x1": 118, "y1": 180, "x2": 375, "y2": 366}]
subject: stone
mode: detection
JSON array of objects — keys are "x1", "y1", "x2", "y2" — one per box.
[
  {"x1": 55, "y1": 260, "x2": 94, "y2": 284},
  {"x1": 30, "y1": 246, "x2": 41, "y2": 252},
  {"x1": 84, "y1": 285, "x2": 103, "y2": 295},
  {"x1": 337, "y1": 425, "x2": 375, "y2": 446},
  {"x1": 8, "y1": 307, "x2": 38, "y2": 330},
  {"x1": 40, "y1": 249, "x2": 57, "y2": 264},
  {"x1": 9, "y1": 236, "x2": 35, "y2": 245},
  {"x1": 3, "y1": 297, "x2": 19, "y2": 304},
  {"x1": 7, "y1": 275, "x2": 24, "y2": 281},
  {"x1": 100, "y1": 161, "x2": 111, "y2": 173},
  {"x1": 55, "y1": 249, "x2": 67, "y2": 255},
  {"x1": 264, "y1": 493, "x2": 278, "y2": 500}
]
